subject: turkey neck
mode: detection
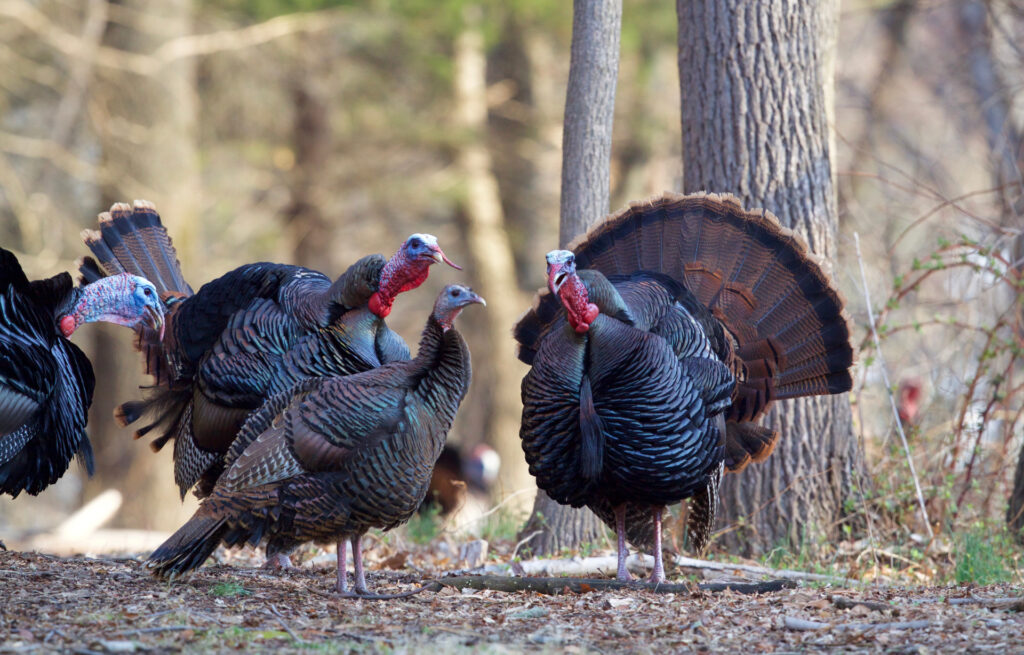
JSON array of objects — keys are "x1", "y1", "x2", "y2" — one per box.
[
  {"x1": 323, "y1": 255, "x2": 387, "y2": 318},
  {"x1": 406, "y1": 316, "x2": 472, "y2": 426}
]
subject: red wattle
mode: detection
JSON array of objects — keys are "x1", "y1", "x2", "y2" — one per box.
[
  {"x1": 368, "y1": 292, "x2": 390, "y2": 318},
  {"x1": 59, "y1": 315, "x2": 77, "y2": 338}
]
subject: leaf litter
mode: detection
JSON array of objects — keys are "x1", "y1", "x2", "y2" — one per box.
[{"x1": 0, "y1": 548, "x2": 1022, "y2": 653}]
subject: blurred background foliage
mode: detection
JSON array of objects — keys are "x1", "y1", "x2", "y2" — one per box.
[{"x1": 0, "y1": 0, "x2": 1021, "y2": 582}]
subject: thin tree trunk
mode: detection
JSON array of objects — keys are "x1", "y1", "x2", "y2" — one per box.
[
  {"x1": 955, "y1": 1, "x2": 1024, "y2": 538},
  {"x1": 677, "y1": 0, "x2": 862, "y2": 556},
  {"x1": 87, "y1": 0, "x2": 200, "y2": 530},
  {"x1": 452, "y1": 8, "x2": 535, "y2": 510},
  {"x1": 520, "y1": 0, "x2": 622, "y2": 556}
]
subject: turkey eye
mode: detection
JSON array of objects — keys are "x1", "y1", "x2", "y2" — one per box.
[
  {"x1": 143, "y1": 288, "x2": 153, "y2": 297},
  {"x1": 451, "y1": 289, "x2": 461, "y2": 297},
  {"x1": 410, "y1": 239, "x2": 421, "y2": 249}
]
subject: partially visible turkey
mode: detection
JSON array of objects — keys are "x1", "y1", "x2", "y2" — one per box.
[
  {"x1": 516, "y1": 192, "x2": 853, "y2": 583},
  {"x1": 79, "y1": 201, "x2": 461, "y2": 499},
  {"x1": 0, "y1": 248, "x2": 163, "y2": 504},
  {"x1": 147, "y1": 285, "x2": 483, "y2": 595}
]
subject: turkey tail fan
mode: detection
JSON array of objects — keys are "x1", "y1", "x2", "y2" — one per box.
[
  {"x1": 557, "y1": 192, "x2": 852, "y2": 472},
  {"x1": 81, "y1": 200, "x2": 193, "y2": 297},
  {"x1": 147, "y1": 510, "x2": 228, "y2": 578}
]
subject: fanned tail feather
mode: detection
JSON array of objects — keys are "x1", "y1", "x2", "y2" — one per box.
[
  {"x1": 80, "y1": 200, "x2": 192, "y2": 297},
  {"x1": 516, "y1": 192, "x2": 854, "y2": 474}
]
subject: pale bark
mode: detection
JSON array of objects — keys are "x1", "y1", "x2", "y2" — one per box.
[
  {"x1": 453, "y1": 10, "x2": 534, "y2": 510},
  {"x1": 87, "y1": 0, "x2": 200, "y2": 530},
  {"x1": 520, "y1": 0, "x2": 622, "y2": 556},
  {"x1": 677, "y1": 0, "x2": 861, "y2": 555}
]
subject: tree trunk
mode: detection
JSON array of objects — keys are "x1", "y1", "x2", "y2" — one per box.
[
  {"x1": 452, "y1": 8, "x2": 535, "y2": 510},
  {"x1": 87, "y1": 0, "x2": 200, "y2": 530},
  {"x1": 677, "y1": 0, "x2": 862, "y2": 556},
  {"x1": 282, "y1": 48, "x2": 332, "y2": 272},
  {"x1": 520, "y1": 0, "x2": 622, "y2": 556}
]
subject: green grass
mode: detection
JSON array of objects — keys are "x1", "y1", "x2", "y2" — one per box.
[
  {"x1": 405, "y1": 502, "x2": 442, "y2": 545},
  {"x1": 479, "y1": 503, "x2": 525, "y2": 543},
  {"x1": 953, "y1": 525, "x2": 1018, "y2": 585},
  {"x1": 208, "y1": 580, "x2": 252, "y2": 597}
]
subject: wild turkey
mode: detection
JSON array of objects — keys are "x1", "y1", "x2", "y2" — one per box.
[
  {"x1": 515, "y1": 192, "x2": 853, "y2": 583},
  {"x1": 421, "y1": 442, "x2": 500, "y2": 517},
  {"x1": 79, "y1": 201, "x2": 461, "y2": 499},
  {"x1": 146, "y1": 284, "x2": 484, "y2": 594},
  {"x1": 0, "y1": 247, "x2": 163, "y2": 501}
]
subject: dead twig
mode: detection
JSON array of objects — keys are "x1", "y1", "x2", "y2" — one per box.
[
  {"x1": 267, "y1": 604, "x2": 305, "y2": 643},
  {"x1": 854, "y1": 231, "x2": 933, "y2": 539}
]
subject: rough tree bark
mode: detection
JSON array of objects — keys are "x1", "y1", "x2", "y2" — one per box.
[
  {"x1": 452, "y1": 8, "x2": 534, "y2": 507},
  {"x1": 519, "y1": 0, "x2": 622, "y2": 556},
  {"x1": 677, "y1": 0, "x2": 862, "y2": 555},
  {"x1": 88, "y1": 0, "x2": 200, "y2": 530}
]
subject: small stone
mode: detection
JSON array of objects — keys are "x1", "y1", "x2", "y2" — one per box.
[
  {"x1": 98, "y1": 640, "x2": 137, "y2": 653},
  {"x1": 458, "y1": 539, "x2": 489, "y2": 569},
  {"x1": 604, "y1": 597, "x2": 633, "y2": 610}
]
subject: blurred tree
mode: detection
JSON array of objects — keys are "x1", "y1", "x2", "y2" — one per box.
[
  {"x1": 677, "y1": 0, "x2": 863, "y2": 555},
  {"x1": 452, "y1": 5, "x2": 533, "y2": 507},
  {"x1": 518, "y1": 0, "x2": 622, "y2": 556},
  {"x1": 87, "y1": 0, "x2": 201, "y2": 530}
]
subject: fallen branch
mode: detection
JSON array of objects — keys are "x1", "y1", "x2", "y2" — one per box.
[
  {"x1": 782, "y1": 616, "x2": 932, "y2": 631},
  {"x1": 473, "y1": 554, "x2": 855, "y2": 586},
  {"x1": 671, "y1": 555, "x2": 857, "y2": 586},
  {"x1": 946, "y1": 597, "x2": 1024, "y2": 611},
  {"x1": 430, "y1": 575, "x2": 796, "y2": 596},
  {"x1": 829, "y1": 594, "x2": 893, "y2": 613}
]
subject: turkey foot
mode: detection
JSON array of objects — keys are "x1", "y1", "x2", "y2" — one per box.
[{"x1": 262, "y1": 553, "x2": 293, "y2": 570}]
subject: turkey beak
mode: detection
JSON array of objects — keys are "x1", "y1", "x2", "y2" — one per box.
[
  {"x1": 466, "y1": 291, "x2": 486, "y2": 307},
  {"x1": 547, "y1": 264, "x2": 569, "y2": 295},
  {"x1": 430, "y1": 246, "x2": 462, "y2": 271},
  {"x1": 143, "y1": 304, "x2": 165, "y2": 341}
]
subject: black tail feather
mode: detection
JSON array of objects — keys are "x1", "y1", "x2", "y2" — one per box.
[{"x1": 147, "y1": 512, "x2": 228, "y2": 578}]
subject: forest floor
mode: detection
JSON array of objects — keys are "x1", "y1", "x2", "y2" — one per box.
[{"x1": 1, "y1": 547, "x2": 1023, "y2": 654}]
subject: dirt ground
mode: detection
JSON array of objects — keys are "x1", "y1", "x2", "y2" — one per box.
[{"x1": 1, "y1": 550, "x2": 1023, "y2": 654}]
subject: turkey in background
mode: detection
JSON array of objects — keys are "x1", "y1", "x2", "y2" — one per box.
[{"x1": 420, "y1": 443, "x2": 501, "y2": 527}]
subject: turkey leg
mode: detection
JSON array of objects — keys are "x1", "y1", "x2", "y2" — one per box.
[
  {"x1": 351, "y1": 534, "x2": 369, "y2": 594},
  {"x1": 650, "y1": 506, "x2": 666, "y2": 584},
  {"x1": 336, "y1": 539, "x2": 348, "y2": 593},
  {"x1": 614, "y1": 504, "x2": 632, "y2": 582}
]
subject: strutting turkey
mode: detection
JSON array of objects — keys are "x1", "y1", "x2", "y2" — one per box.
[
  {"x1": 146, "y1": 284, "x2": 484, "y2": 594},
  {"x1": 0, "y1": 248, "x2": 163, "y2": 506},
  {"x1": 515, "y1": 192, "x2": 853, "y2": 583},
  {"x1": 78, "y1": 201, "x2": 461, "y2": 501}
]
